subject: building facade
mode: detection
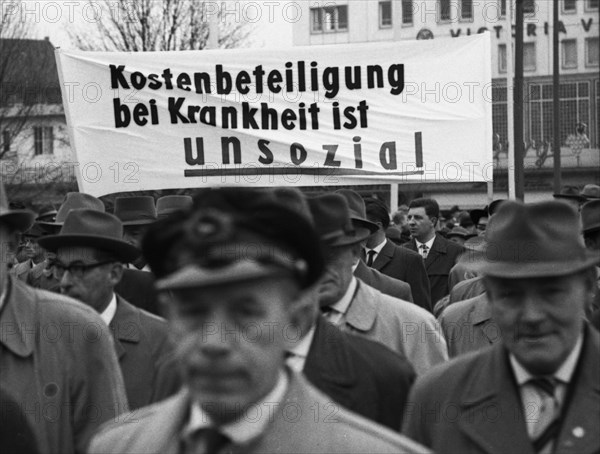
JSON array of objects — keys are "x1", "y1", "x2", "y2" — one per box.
[{"x1": 293, "y1": 0, "x2": 599, "y2": 208}]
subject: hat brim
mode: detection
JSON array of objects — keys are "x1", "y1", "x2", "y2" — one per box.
[
  {"x1": 121, "y1": 219, "x2": 156, "y2": 226},
  {"x1": 350, "y1": 217, "x2": 378, "y2": 234},
  {"x1": 0, "y1": 211, "x2": 36, "y2": 233},
  {"x1": 325, "y1": 229, "x2": 371, "y2": 248},
  {"x1": 553, "y1": 194, "x2": 586, "y2": 203},
  {"x1": 38, "y1": 234, "x2": 141, "y2": 263},
  {"x1": 467, "y1": 253, "x2": 599, "y2": 278}
]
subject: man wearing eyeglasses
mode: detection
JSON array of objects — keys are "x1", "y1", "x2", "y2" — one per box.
[{"x1": 39, "y1": 208, "x2": 175, "y2": 410}]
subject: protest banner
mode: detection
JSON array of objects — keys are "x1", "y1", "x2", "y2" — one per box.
[{"x1": 55, "y1": 34, "x2": 492, "y2": 196}]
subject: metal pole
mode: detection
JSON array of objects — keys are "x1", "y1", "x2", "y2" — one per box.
[
  {"x1": 514, "y1": 0, "x2": 525, "y2": 201},
  {"x1": 552, "y1": 0, "x2": 562, "y2": 193},
  {"x1": 390, "y1": 184, "x2": 399, "y2": 214},
  {"x1": 506, "y1": 1, "x2": 516, "y2": 200}
]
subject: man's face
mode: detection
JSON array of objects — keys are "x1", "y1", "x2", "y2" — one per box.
[
  {"x1": 407, "y1": 207, "x2": 435, "y2": 240},
  {"x1": 318, "y1": 245, "x2": 356, "y2": 307},
  {"x1": 476, "y1": 217, "x2": 489, "y2": 236},
  {"x1": 487, "y1": 273, "x2": 591, "y2": 375},
  {"x1": 20, "y1": 236, "x2": 44, "y2": 262},
  {"x1": 56, "y1": 246, "x2": 119, "y2": 312},
  {"x1": 123, "y1": 225, "x2": 145, "y2": 248},
  {"x1": 167, "y1": 277, "x2": 301, "y2": 424}
]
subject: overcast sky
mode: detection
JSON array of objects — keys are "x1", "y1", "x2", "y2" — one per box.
[{"x1": 24, "y1": 0, "x2": 293, "y2": 49}]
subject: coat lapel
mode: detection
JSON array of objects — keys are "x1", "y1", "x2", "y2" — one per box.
[
  {"x1": 0, "y1": 278, "x2": 36, "y2": 357},
  {"x1": 303, "y1": 317, "x2": 357, "y2": 408},
  {"x1": 343, "y1": 281, "x2": 377, "y2": 333},
  {"x1": 372, "y1": 240, "x2": 394, "y2": 272},
  {"x1": 109, "y1": 296, "x2": 141, "y2": 360},
  {"x1": 554, "y1": 326, "x2": 600, "y2": 454},
  {"x1": 424, "y1": 236, "x2": 446, "y2": 271},
  {"x1": 457, "y1": 344, "x2": 534, "y2": 454}
]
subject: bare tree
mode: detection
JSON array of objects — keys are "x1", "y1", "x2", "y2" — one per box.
[{"x1": 70, "y1": 0, "x2": 253, "y2": 52}]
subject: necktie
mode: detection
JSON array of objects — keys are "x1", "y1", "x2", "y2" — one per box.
[
  {"x1": 419, "y1": 244, "x2": 429, "y2": 259},
  {"x1": 366, "y1": 250, "x2": 377, "y2": 267},
  {"x1": 182, "y1": 427, "x2": 231, "y2": 454},
  {"x1": 526, "y1": 377, "x2": 560, "y2": 453}
]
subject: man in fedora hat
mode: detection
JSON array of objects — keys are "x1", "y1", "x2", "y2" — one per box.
[
  {"x1": 581, "y1": 199, "x2": 600, "y2": 328},
  {"x1": 309, "y1": 194, "x2": 447, "y2": 376},
  {"x1": 363, "y1": 197, "x2": 432, "y2": 312},
  {"x1": 0, "y1": 184, "x2": 128, "y2": 454},
  {"x1": 88, "y1": 188, "x2": 428, "y2": 454},
  {"x1": 553, "y1": 185, "x2": 586, "y2": 210},
  {"x1": 272, "y1": 188, "x2": 416, "y2": 431},
  {"x1": 336, "y1": 189, "x2": 414, "y2": 304},
  {"x1": 403, "y1": 200, "x2": 600, "y2": 454},
  {"x1": 39, "y1": 209, "x2": 175, "y2": 410},
  {"x1": 155, "y1": 194, "x2": 193, "y2": 220}
]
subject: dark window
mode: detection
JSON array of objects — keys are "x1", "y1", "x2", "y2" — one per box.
[
  {"x1": 380, "y1": 1, "x2": 393, "y2": 27},
  {"x1": 33, "y1": 126, "x2": 54, "y2": 156},
  {"x1": 310, "y1": 5, "x2": 349, "y2": 33},
  {"x1": 563, "y1": 0, "x2": 577, "y2": 12},
  {"x1": 402, "y1": 0, "x2": 414, "y2": 24},
  {"x1": 523, "y1": 0, "x2": 536, "y2": 14},
  {"x1": 461, "y1": 0, "x2": 473, "y2": 19},
  {"x1": 439, "y1": 0, "x2": 451, "y2": 20}
]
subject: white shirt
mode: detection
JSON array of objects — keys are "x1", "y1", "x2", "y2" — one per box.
[
  {"x1": 286, "y1": 326, "x2": 316, "y2": 372},
  {"x1": 510, "y1": 334, "x2": 583, "y2": 432},
  {"x1": 415, "y1": 236, "x2": 435, "y2": 258},
  {"x1": 0, "y1": 280, "x2": 7, "y2": 313},
  {"x1": 184, "y1": 370, "x2": 289, "y2": 446},
  {"x1": 323, "y1": 277, "x2": 358, "y2": 325},
  {"x1": 99, "y1": 293, "x2": 118, "y2": 326},
  {"x1": 365, "y1": 238, "x2": 386, "y2": 265}
]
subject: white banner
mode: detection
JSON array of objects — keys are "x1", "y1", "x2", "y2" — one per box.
[{"x1": 56, "y1": 34, "x2": 493, "y2": 196}]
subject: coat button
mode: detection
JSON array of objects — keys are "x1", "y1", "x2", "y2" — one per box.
[{"x1": 572, "y1": 427, "x2": 585, "y2": 438}]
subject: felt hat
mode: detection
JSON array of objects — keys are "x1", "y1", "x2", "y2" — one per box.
[
  {"x1": 0, "y1": 183, "x2": 35, "y2": 232},
  {"x1": 552, "y1": 186, "x2": 585, "y2": 203},
  {"x1": 308, "y1": 194, "x2": 371, "y2": 248},
  {"x1": 581, "y1": 184, "x2": 600, "y2": 200},
  {"x1": 469, "y1": 200, "x2": 599, "y2": 278},
  {"x1": 37, "y1": 193, "x2": 105, "y2": 227},
  {"x1": 335, "y1": 189, "x2": 378, "y2": 234},
  {"x1": 113, "y1": 196, "x2": 157, "y2": 226},
  {"x1": 581, "y1": 199, "x2": 600, "y2": 234},
  {"x1": 38, "y1": 209, "x2": 141, "y2": 263},
  {"x1": 155, "y1": 195, "x2": 193, "y2": 220}
]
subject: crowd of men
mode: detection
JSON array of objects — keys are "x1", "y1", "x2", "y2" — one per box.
[{"x1": 1, "y1": 181, "x2": 599, "y2": 454}]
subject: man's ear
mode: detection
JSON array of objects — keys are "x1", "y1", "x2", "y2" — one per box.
[
  {"x1": 287, "y1": 287, "x2": 318, "y2": 341},
  {"x1": 108, "y1": 262, "x2": 124, "y2": 286}
]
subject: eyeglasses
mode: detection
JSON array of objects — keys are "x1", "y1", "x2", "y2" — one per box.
[{"x1": 53, "y1": 260, "x2": 115, "y2": 279}]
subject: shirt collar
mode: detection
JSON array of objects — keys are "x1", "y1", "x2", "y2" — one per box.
[
  {"x1": 100, "y1": 293, "x2": 118, "y2": 326},
  {"x1": 329, "y1": 276, "x2": 358, "y2": 316},
  {"x1": 416, "y1": 236, "x2": 435, "y2": 250},
  {"x1": 287, "y1": 325, "x2": 316, "y2": 360},
  {"x1": 367, "y1": 238, "x2": 386, "y2": 255},
  {"x1": 510, "y1": 334, "x2": 584, "y2": 385},
  {"x1": 184, "y1": 370, "x2": 289, "y2": 445}
]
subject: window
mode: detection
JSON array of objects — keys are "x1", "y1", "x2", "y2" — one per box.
[
  {"x1": 562, "y1": 39, "x2": 578, "y2": 69},
  {"x1": 563, "y1": 0, "x2": 577, "y2": 12},
  {"x1": 439, "y1": 0, "x2": 451, "y2": 21},
  {"x1": 524, "y1": 42, "x2": 536, "y2": 71},
  {"x1": 586, "y1": 0, "x2": 599, "y2": 10},
  {"x1": 492, "y1": 84, "x2": 509, "y2": 154},
  {"x1": 498, "y1": 44, "x2": 507, "y2": 73},
  {"x1": 402, "y1": 0, "x2": 414, "y2": 24},
  {"x1": 500, "y1": 0, "x2": 507, "y2": 17},
  {"x1": 461, "y1": 0, "x2": 473, "y2": 19},
  {"x1": 379, "y1": 1, "x2": 392, "y2": 27},
  {"x1": 310, "y1": 5, "x2": 348, "y2": 33},
  {"x1": 586, "y1": 37, "x2": 599, "y2": 66},
  {"x1": 2, "y1": 131, "x2": 10, "y2": 154},
  {"x1": 33, "y1": 126, "x2": 54, "y2": 156},
  {"x1": 529, "y1": 82, "x2": 590, "y2": 146},
  {"x1": 523, "y1": 0, "x2": 536, "y2": 14}
]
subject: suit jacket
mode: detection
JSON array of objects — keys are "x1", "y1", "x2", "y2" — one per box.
[
  {"x1": 115, "y1": 268, "x2": 160, "y2": 315},
  {"x1": 304, "y1": 316, "x2": 416, "y2": 430},
  {"x1": 89, "y1": 370, "x2": 429, "y2": 454},
  {"x1": 404, "y1": 235, "x2": 464, "y2": 306},
  {"x1": 110, "y1": 296, "x2": 175, "y2": 410},
  {"x1": 402, "y1": 326, "x2": 600, "y2": 454},
  {"x1": 354, "y1": 260, "x2": 413, "y2": 303},
  {"x1": 0, "y1": 278, "x2": 128, "y2": 454},
  {"x1": 439, "y1": 293, "x2": 501, "y2": 358},
  {"x1": 449, "y1": 276, "x2": 486, "y2": 304},
  {"x1": 371, "y1": 239, "x2": 432, "y2": 312},
  {"x1": 336, "y1": 281, "x2": 448, "y2": 375}
]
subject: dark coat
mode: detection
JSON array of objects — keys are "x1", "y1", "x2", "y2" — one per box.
[
  {"x1": 110, "y1": 296, "x2": 175, "y2": 410},
  {"x1": 115, "y1": 268, "x2": 160, "y2": 316},
  {"x1": 402, "y1": 326, "x2": 600, "y2": 454},
  {"x1": 371, "y1": 239, "x2": 432, "y2": 312},
  {"x1": 354, "y1": 260, "x2": 414, "y2": 304},
  {"x1": 404, "y1": 235, "x2": 464, "y2": 306},
  {"x1": 0, "y1": 278, "x2": 128, "y2": 454},
  {"x1": 304, "y1": 316, "x2": 416, "y2": 430}
]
